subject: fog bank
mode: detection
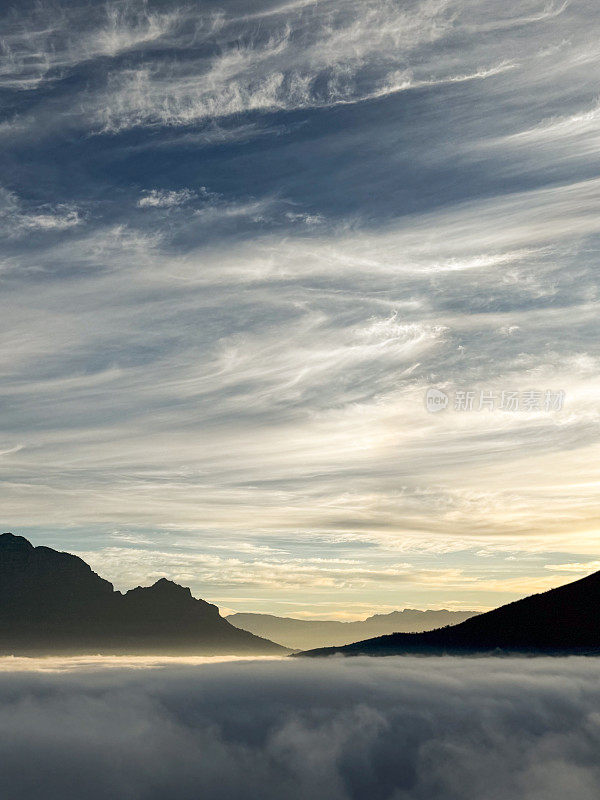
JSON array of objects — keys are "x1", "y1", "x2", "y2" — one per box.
[{"x1": 1, "y1": 657, "x2": 599, "y2": 799}]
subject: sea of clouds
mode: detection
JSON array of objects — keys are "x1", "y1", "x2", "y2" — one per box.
[{"x1": 1, "y1": 656, "x2": 599, "y2": 799}]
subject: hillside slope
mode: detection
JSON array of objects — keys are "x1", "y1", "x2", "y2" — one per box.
[{"x1": 298, "y1": 569, "x2": 600, "y2": 657}]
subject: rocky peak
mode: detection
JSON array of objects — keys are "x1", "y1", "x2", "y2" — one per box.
[{"x1": 0, "y1": 532, "x2": 34, "y2": 551}]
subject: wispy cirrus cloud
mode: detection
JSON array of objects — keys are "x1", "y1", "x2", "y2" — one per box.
[
  {"x1": 0, "y1": 1, "x2": 181, "y2": 90},
  {"x1": 0, "y1": 187, "x2": 82, "y2": 236},
  {"x1": 0, "y1": 0, "x2": 599, "y2": 616},
  {"x1": 137, "y1": 188, "x2": 196, "y2": 208}
]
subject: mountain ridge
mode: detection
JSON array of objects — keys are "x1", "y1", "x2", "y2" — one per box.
[
  {"x1": 0, "y1": 533, "x2": 287, "y2": 656},
  {"x1": 228, "y1": 608, "x2": 479, "y2": 651}
]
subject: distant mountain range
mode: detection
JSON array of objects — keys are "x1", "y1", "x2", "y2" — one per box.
[
  {"x1": 227, "y1": 609, "x2": 479, "y2": 651},
  {"x1": 298, "y1": 569, "x2": 600, "y2": 657},
  {"x1": 0, "y1": 533, "x2": 287, "y2": 656}
]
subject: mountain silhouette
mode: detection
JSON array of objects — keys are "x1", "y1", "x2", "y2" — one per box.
[
  {"x1": 0, "y1": 533, "x2": 288, "y2": 656},
  {"x1": 298, "y1": 569, "x2": 600, "y2": 657},
  {"x1": 228, "y1": 609, "x2": 478, "y2": 651}
]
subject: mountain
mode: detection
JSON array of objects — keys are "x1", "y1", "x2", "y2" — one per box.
[
  {"x1": 227, "y1": 609, "x2": 479, "y2": 651},
  {"x1": 0, "y1": 533, "x2": 288, "y2": 656},
  {"x1": 298, "y1": 569, "x2": 600, "y2": 657}
]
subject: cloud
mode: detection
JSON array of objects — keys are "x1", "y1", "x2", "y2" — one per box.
[
  {"x1": 91, "y1": 0, "x2": 459, "y2": 131},
  {"x1": 0, "y1": 188, "x2": 82, "y2": 236},
  {"x1": 74, "y1": 545, "x2": 421, "y2": 593},
  {"x1": 2, "y1": 0, "x2": 559, "y2": 136},
  {"x1": 544, "y1": 561, "x2": 600, "y2": 574},
  {"x1": 0, "y1": 657, "x2": 600, "y2": 800},
  {"x1": 137, "y1": 188, "x2": 196, "y2": 208},
  {"x1": 0, "y1": 1, "x2": 181, "y2": 90}
]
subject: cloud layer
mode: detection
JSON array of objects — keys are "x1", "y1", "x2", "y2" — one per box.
[{"x1": 1, "y1": 657, "x2": 600, "y2": 799}]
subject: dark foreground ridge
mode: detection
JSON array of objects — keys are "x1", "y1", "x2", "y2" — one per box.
[
  {"x1": 0, "y1": 533, "x2": 288, "y2": 656},
  {"x1": 297, "y1": 569, "x2": 600, "y2": 657}
]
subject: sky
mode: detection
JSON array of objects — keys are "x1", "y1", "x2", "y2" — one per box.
[{"x1": 0, "y1": 0, "x2": 599, "y2": 618}]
